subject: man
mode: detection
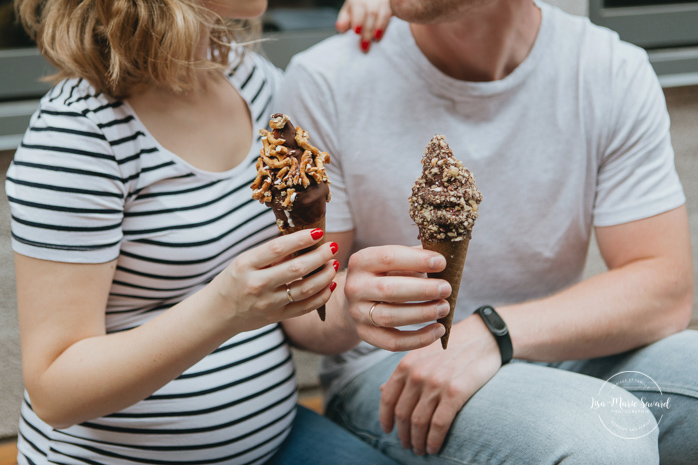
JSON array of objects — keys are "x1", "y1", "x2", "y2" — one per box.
[{"x1": 279, "y1": 0, "x2": 698, "y2": 463}]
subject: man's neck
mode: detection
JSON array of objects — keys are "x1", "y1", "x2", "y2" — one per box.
[{"x1": 410, "y1": 0, "x2": 541, "y2": 82}]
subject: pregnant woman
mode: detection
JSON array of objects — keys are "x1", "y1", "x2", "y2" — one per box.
[{"x1": 7, "y1": 0, "x2": 396, "y2": 463}]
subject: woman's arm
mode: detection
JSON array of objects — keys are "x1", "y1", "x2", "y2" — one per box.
[{"x1": 18, "y1": 230, "x2": 337, "y2": 429}]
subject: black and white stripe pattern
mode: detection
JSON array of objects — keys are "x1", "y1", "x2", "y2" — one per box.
[{"x1": 7, "y1": 51, "x2": 297, "y2": 465}]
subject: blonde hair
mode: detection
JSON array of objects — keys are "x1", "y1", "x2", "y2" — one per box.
[{"x1": 16, "y1": 0, "x2": 261, "y2": 99}]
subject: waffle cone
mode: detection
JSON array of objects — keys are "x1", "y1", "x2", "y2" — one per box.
[
  {"x1": 421, "y1": 238, "x2": 470, "y2": 349},
  {"x1": 280, "y1": 216, "x2": 327, "y2": 321}
]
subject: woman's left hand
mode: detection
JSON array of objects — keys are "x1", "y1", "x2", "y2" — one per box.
[{"x1": 336, "y1": 0, "x2": 392, "y2": 52}]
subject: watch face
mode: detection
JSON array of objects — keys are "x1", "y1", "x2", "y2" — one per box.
[
  {"x1": 487, "y1": 312, "x2": 506, "y2": 332},
  {"x1": 481, "y1": 307, "x2": 506, "y2": 332}
]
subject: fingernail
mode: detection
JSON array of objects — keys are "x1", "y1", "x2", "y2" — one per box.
[
  {"x1": 333, "y1": 260, "x2": 340, "y2": 271},
  {"x1": 354, "y1": 25, "x2": 362, "y2": 34},
  {"x1": 439, "y1": 282, "x2": 451, "y2": 297},
  {"x1": 310, "y1": 228, "x2": 324, "y2": 240},
  {"x1": 361, "y1": 40, "x2": 370, "y2": 52},
  {"x1": 330, "y1": 282, "x2": 337, "y2": 292},
  {"x1": 437, "y1": 302, "x2": 450, "y2": 318},
  {"x1": 427, "y1": 447, "x2": 437, "y2": 455},
  {"x1": 374, "y1": 29, "x2": 383, "y2": 40},
  {"x1": 330, "y1": 242, "x2": 339, "y2": 254},
  {"x1": 429, "y1": 255, "x2": 444, "y2": 270},
  {"x1": 435, "y1": 325, "x2": 446, "y2": 339}
]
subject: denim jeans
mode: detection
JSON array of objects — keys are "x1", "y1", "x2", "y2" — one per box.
[
  {"x1": 267, "y1": 405, "x2": 400, "y2": 465},
  {"x1": 326, "y1": 330, "x2": 698, "y2": 464}
]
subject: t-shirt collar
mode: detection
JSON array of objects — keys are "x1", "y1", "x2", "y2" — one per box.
[{"x1": 393, "y1": 1, "x2": 552, "y2": 100}]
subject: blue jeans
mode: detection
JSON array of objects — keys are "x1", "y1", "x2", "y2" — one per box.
[
  {"x1": 326, "y1": 330, "x2": 698, "y2": 464},
  {"x1": 267, "y1": 405, "x2": 400, "y2": 464}
]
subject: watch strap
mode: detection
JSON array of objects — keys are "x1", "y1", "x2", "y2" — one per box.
[{"x1": 475, "y1": 305, "x2": 513, "y2": 365}]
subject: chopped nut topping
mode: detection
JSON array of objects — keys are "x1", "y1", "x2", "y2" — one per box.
[{"x1": 408, "y1": 134, "x2": 482, "y2": 242}]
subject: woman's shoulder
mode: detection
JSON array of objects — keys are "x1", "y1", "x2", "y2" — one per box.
[
  {"x1": 41, "y1": 78, "x2": 117, "y2": 112},
  {"x1": 225, "y1": 48, "x2": 284, "y2": 124},
  {"x1": 225, "y1": 45, "x2": 281, "y2": 76},
  {"x1": 37, "y1": 78, "x2": 134, "y2": 132},
  {"x1": 20, "y1": 78, "x2": 148, "y2": 176}
]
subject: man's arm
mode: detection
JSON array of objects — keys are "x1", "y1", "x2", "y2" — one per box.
[
  {"x1": 375, "y1": 205, "x2": 692, "y2": 456},
  {"x1": 500, "y1": 204, "x2": 693, "y2": 361}
]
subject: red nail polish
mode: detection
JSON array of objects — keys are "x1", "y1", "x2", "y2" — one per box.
[
  {"x1": 333, "y1": 260, "x2": 339, "y2": 271},
  {"x1": 330, "y1": 242, "x2": 339, "y2": 254},
  {"x1": 374, "y1": 29, "x2": 383, "y2": 40},
  {"x1": 310, "y1": 229, "x2": 324, "y2": 240},
  {"x1": 330, "y1": 282, "x2": 337, "y2": 292},
  {"x1": 355, "y1": 25, "x2": 362, "y2": 34},
  {"x1": 361, "y1": 40, "x2": 370, "y2": 52}
]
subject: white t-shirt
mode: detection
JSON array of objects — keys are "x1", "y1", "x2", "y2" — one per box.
[
  {"x1": 277, "y1": 2, "x2": 686, "y2": 397},
  {"x1": 7, "y1": 51, "x2": 298, "y2": 465}
]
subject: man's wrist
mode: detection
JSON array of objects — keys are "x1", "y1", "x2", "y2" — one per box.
[{"x1": 475, "y1": 305, "x2": 513, "y2": 365}]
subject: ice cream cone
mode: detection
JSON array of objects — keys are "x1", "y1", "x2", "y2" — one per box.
[
  {"x1": 409, "y1": 135, "x2": 481, "y2": 350},
  {"x1": 251, "y1": 113, "x2": 332, "y2": 322},
  {"x1": 281, "y1": 216, "x2": 327, "y2": 321},
  {"x1": 421, "y1": 238, "x2": 470, "y2": 349}
]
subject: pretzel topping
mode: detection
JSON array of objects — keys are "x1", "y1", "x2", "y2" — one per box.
[
  {"x1": 251, "y1": 115, "x2": 332, "y2": 210},
  {"x1": 270, "y1": 114, "x2": 290, "y2": 130}
]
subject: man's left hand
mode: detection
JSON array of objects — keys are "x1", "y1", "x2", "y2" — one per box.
[{"x1": 379, "y1": 314, "x2": 502, "y2": 456}]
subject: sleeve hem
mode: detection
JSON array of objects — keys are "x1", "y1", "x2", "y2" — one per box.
[
  {"x1": 12, "y1": 238, "x2": 120, "y2": 264},
  {"x1": 326, "y1": 217, "x2": 355, "y2": 234},
  {"x1": 593, "y1": 191, "x2": 686, "y2": 227}
]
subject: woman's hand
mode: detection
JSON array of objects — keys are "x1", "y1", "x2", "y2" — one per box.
[
  {"x1": 336, "y1": 0, "x2": 392, "y2": 52},
  {"x1": 215, "y1": 228, "x2": 339, "y2": 332}
]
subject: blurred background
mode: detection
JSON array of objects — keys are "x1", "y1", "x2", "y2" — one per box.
[{"x1": 1, "y1": 0, "x2": 698, "y2": 447}]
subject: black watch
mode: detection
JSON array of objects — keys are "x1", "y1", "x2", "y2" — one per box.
[{"x1": 475, "y1": 305, "x2": 513, "y2": 365}]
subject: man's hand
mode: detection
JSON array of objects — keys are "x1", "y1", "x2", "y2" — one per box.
[
  {"x1": 379, "y1": 315, "x2": 502, "y2": 456},
  {"x1": 344, "y1": 245, "x2": 452, "y2": 351}
]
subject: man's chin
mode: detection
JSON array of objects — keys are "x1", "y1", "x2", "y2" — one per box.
[
  {"x1": 390, "y1": 0, "x2": 491, "y2": 24},
  {"x1": 390, "y1": 0, "x2": 442, "y2": 23}
]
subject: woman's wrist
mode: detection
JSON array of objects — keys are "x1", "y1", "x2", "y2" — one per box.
[{"x1": 183, "y1": 272, "x2": 248, "y2": 340}]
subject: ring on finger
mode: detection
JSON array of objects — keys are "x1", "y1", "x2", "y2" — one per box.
[
  {"x1": 369, "y1": 302, "x2": 382, "y2": 327},
  {"x1": 286, "y1": 284, "x2": 294, "y2": 303}
]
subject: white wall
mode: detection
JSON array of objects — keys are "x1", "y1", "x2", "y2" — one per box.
[
  {"x1": 0, "y1": 151, "x2": 22, "y2": 439},
  {"x1": 543, "y1": 0, "x2": 589, "y2": 16}
]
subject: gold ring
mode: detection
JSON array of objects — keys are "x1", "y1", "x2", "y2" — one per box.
[
  {"x1": 369, "y1": 302, "x2": 382, "y2": 327},
  {"x1": 286, "y1": 284, "x2": 294, "y2": 303}
]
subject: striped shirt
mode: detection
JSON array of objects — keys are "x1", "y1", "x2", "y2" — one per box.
[{"x1": 6, "y1": 51, "x2": 298, "y2": 465}]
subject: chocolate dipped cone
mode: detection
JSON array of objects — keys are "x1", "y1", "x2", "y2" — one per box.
[
  {"x1": 409, "y1": 135, "x2": 482, "y2": 349},
  {"x1": 251, "y1": 114, "x2": 332, "y2": 321},
  {"x1": 422, "y1": 238, "x2": 470, "y2": 349}
]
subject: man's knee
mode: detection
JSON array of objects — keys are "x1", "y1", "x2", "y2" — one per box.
[
  {"x1": 549, "y1": 390, "x2": 660, "y2": 464},
  {"x1": 566, "y1": 428, "x2": 659, "y2": 464},
  {"x1": 483, "y1": 371, "x2": 659, "y2": 464}
]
